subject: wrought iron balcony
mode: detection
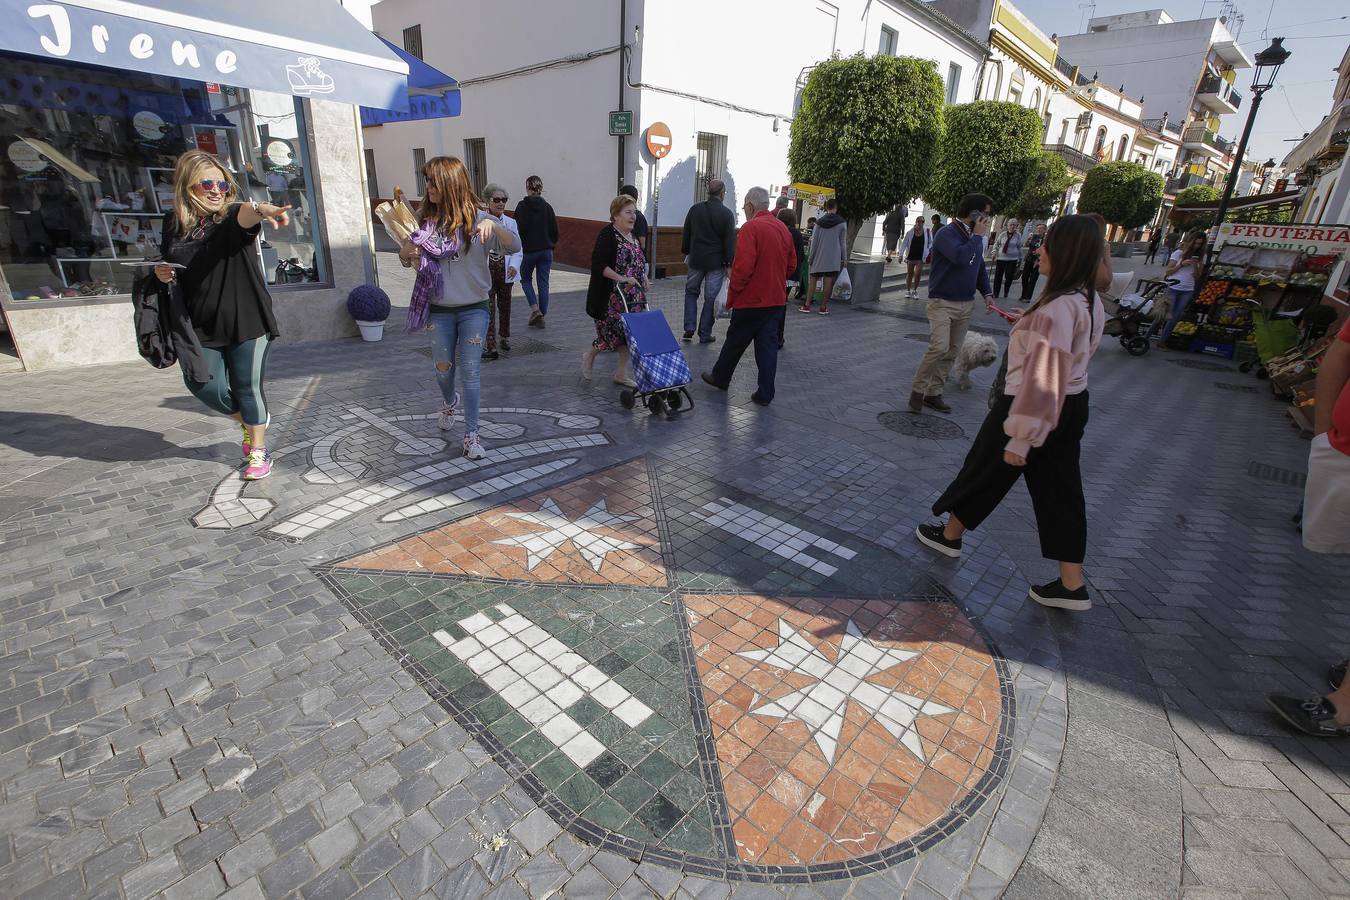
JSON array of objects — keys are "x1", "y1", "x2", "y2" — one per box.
[
  {"x1": 1141, "y1": 117, "x2": 1183, "y2": 137},
  {"x1": 1042, "y1": 143, "x2": 1097, "y2": 174},
  {"x1": 1196, "y1": 74, "x2": 1241, "y2": 113}
]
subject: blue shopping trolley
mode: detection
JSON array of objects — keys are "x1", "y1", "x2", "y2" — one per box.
[{"x1": 617, "y1": 286, "x2": 694, "y2": 419}]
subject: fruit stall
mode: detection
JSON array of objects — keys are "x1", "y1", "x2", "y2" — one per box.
[{"x1": 1178, "y1": 222, "x2": 1350, "y2": 435}]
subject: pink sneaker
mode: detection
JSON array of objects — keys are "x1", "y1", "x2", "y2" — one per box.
[
  {"x1": 242, "y1": 448, "x2": 272, "y2": 480},
  {"x1": 240, "y1": 421, "x2": 252, "y2": 457}
]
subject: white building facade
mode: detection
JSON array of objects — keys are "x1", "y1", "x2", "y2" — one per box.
[{"x1": 364, "y1": 0, "x2": 986, "y2": 269}]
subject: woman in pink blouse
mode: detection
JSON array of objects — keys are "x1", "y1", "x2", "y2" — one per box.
[{"x1": 916, "y1": 215, "x2": 1106, "y2": 611}]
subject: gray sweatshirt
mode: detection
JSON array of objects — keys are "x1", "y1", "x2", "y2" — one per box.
[{"x1": 433, "y1": 211, "x2": 521, "y2": 308}]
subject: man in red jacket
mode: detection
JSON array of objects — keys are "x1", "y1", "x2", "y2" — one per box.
[{"x1": 700, "y1": 187, "x2": 798, "y2": 406}]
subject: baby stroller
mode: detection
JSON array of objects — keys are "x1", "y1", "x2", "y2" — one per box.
[
  {"x1": 618, "y1": 287, "x2": 694, "y2": 419},
  {"x1": 1105, "y1": 278, "x2": 1175, "y2": 357}
]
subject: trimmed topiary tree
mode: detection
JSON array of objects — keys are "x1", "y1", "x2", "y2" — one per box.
[
  {"x1": 788, "y1": 53, "x2": 945, "y2": 250},
  {"x1": 1012, "y1": 151, "x2": 1076, "y2": 221},
  {"x1": 1173, "y1": 183, "x2": 1221, "y2": 229},
  {"x1": 924, "y1": 101, "x2": 1045, "y2": 216},
  {"x1": 1078, "y1": 161, "x2": 1165, "y2": 230}
]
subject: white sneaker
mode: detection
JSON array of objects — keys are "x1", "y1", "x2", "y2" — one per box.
[
  {"x1": 463, "y1": 431, "x2": 485, "y2": 460},
  {"x1": 437, "y1": 394, "x2": 460, "y2": 431}
]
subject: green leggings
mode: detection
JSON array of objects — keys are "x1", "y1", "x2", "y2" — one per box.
[{"x1": 183, "y1": 336, "x2": 272, "y2": 426}]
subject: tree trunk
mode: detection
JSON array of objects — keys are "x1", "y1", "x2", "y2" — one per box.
[{"x1": 846, "y1": 218, "x2": 864, "y2": 260}]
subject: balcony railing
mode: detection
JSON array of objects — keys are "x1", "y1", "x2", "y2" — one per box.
[
  {"x1": 1196, "y1": 75, "x2": 1243, "y2": 111},
  {"x1": 1141, "y1": 117, "x2": 1183, "y2": 137},
  {"x1": 1043, "y1": 143, "x2": 1097, "y2": 174},
  {"x1": 1165, "y1": 173, "x2": 1216, "y2": 193},
  {"x1": 1182, "y1": 125, "x2": 1234, "y2": 153},
  {"x1": 1054, "y1": 56, "x2": 1075, "y2": 80}
]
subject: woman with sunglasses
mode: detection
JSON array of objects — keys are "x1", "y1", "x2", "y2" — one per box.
[
  {"x1": 481, "y1": 182, "x2": 522, "y2": 359},
  {"x1": 400, "y1": 157, "x2": 520, "y2": 459},
  {"x1": 152, "y1": 150, "x2": 290, "y2": 480}
]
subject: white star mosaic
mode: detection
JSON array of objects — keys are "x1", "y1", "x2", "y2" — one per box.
[
  {"x1": 380, "y1": 458, "x2": 579, "y2": 522},
  {"x1": 437, "y1": 604, "x2": 652, "y2": 767},
  {"x1": 493, "y1": 498, "x2": 641, "y2": 572},
  {"x1": 736, "y1": 618, "x2": 955, "y2": 764},
  {"x1": 696, "y1": 498, "x2": 857, "y2": 577}
]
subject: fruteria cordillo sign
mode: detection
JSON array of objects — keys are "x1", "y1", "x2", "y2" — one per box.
[{"x1": 1215, "y1": 222, "x2": 1350, "y2": 256}]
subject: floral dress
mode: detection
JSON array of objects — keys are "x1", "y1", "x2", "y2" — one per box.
[{"x1": 593, "y1": 231, "x2": 647, "y2": 350}]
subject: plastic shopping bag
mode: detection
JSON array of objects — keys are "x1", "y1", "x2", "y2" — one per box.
[
  {"x1": 714, "y1": 272, "x2": 731, "y2": 318},
  {"x1": 832, "y1": 267, "x2": 853, "y2": 300}
]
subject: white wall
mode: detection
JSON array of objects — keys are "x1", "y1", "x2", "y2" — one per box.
[{"x1": 1056, "y1": 21, "x2": 1215, "y2": 125}]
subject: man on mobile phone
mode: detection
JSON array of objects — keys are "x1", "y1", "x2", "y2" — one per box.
[{"x1": 909, "y1": 193, "x2": 995, "y2": 414}]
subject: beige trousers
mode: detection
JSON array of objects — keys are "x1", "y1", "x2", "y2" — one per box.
[{"x1": 912, "y1": 299, "x2": 974, "y2": 397}]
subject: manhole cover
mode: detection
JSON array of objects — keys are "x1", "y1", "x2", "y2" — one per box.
[
  {"x1": 1214, "y1": 381, "x2": 1259, "y2": 393},
  {"x1": 877, "y1": 410, "x2": 965, "y2": 440},
  {"x1": 1167, "y1": 358, "x2": 1233, "y2": 372},
  {"x1": 1247, "y1": 461, "x2": 1307, "y2": 488}
]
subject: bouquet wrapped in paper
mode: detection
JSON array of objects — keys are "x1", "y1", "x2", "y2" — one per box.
[{"x1": 374, "y1": 186, "x2": 419, "y2": 245}]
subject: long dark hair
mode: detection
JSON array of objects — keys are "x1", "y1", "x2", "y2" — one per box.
[{"x1": 1026, "y1": 215, "x2": 1103, "y2": 316}]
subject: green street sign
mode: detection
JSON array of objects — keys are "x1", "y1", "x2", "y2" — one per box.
[{"x1": 609, "y1": 110, "x2": 633, "y2": 136}]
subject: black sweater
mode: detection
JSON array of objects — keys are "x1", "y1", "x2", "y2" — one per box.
[{"x1": 513, "y1": 195, "x2": 559, "y2": 253}]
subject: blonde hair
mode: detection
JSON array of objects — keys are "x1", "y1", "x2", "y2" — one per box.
[
  {"x1": 419, "y1": 156, "x2": 481, "y2": 242},
  {"x1": 170, "y1": 150, "x2": 237, "y2": 235},
  {"x1": 609, "y1": 194, "x2": 635, "y2": 220}
]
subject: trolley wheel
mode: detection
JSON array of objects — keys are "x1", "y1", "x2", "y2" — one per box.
[
  {"x1": 1125, "y1": 336, "x2": 1150, "y2": 357},
  {"x1": 647, "y1": 394, "x2": 666, "y2": 416},
  {"x1": 619, "y1": 390, "x2": 636, "y2": 409},
  {"x1": 1239, "y1": 361, "x2": 1254, "y2": 374},
  {"x1": 665, "y1": 390, "x2": 683, "y2": 410}
]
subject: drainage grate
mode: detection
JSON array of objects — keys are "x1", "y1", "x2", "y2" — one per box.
[
  {"x1": 1214, "y1": 381, "x2": 1259, "y2": 393},
  {"x1": 878, "y1": 411, "x2": 965, "y2": 440},
  {"x1": 415, "y1": 336, "x2": 559, "y2": 359},
  {"x1": 1167, "y1": 358, "x2": 1233, "y2": 372},
  {"x1": 1247, "y1": 461, "x2": 1307, "y2": 488}
]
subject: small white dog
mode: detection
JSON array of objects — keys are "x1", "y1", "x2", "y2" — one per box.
[{"x1": 951, "y1": 333, "x2": 1000, "y2": 390}]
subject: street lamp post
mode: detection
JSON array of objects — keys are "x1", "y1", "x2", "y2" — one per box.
[{"x1": 1213, "y1": 38, "x2": 1291, "y2": 231}]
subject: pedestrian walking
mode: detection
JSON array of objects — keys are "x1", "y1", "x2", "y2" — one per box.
[
  {"x1": 990, "y1": 218, "x2": 1023, "y2": 298},
  {"x1": 620, "y1": 184, "x2": 649, "y2": 244},
  {"x1": 482, "y1": 182, "x2": 521, "y2": 359},
  {"x1": 931, "y1": 213, "x2": 943, "y2": 233},
  {"x1": 700, "y1": 187, "x2": 797, "y2": 406},
  {"x1": 401, "y1": 156, "x2": 520, "y2": 460},
  {"x1": 1155, "y1": 232, "x2": 1206, "y2": 348},
  {"x1": 583, "y1": 194, "x2": 647, "y2": 387},
  {"x1": 513, "y1": 175, "x2": 559, "y2": 328},
  {"x1": 680, "y1": 178, "x2": 737, "y2": 343},
  {"x1": 908, "y1": 193, "x2": 994, "y2": 414},
  {"x1": 900, "y1": 214, "x2": 931, "y2": 299},
  {"x1": 801, "y1": 197, "x2": 847, "y2": 315},
  {"x1": 1268, "y1": 315, "x2": 1350, "y2": 736},
  {"x1": 794, "y1": 217, "x2": 817, "y2": 301},
  {"x1": 882, "y1": 204, "x2": 908, "y2": 263},
  {"x1": 915, "y1": 214, "x2": 1107, "y2": 611},
  {"x1": 1144, "y1": 229, "x2": 1162, "y2": 265},
  {"x1": 1019, "y1": 223, "x2": 1047, "y2": 301},
  {"x1": 777, "y1": 207, "x2": 805, "y2": 349},
  {"x1": 151, "y1": 149, "x2": 289, "y2": 481},
  {"x1": 1163, "y1": 228, "x2": 1180, "y2": 259}
]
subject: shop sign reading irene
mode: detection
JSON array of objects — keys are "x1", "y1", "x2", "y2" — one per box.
[{"x1": 25, "y1": 4, "x2": 240, "y2": 75}]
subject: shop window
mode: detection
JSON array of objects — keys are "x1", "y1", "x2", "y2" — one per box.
[
  {"x1": 694, "y1": 133, "x2": 728, "y2": 204},
  {"x1": 413, "y1": 148, "x2": 427, "y2": 195},
  {"x1": 946, "y1": 63, "x2": 961, "y2": 103},
  {"x1": 364, "y1": 149, "x2": 379, "y2": 200},
  {"x1": 0, "y1": 56, "x2": 328, "y2": 300},
  {"x1": 403, "y1": 25, "x2": 423, "y2": 61},
  {"x1": 878, "y1": 26, "x2": 897, "y2": 57},
  {"x1": 463, "y1": 139, "x2": 487, "y2": 196}
]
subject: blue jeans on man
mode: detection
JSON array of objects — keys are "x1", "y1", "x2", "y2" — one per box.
[
  {"x1": 684, "y1": 267, "x2": 724, "y2": 342},
  {"x1": 519, "y1": 249, "x2": 553, "y2": 315}
]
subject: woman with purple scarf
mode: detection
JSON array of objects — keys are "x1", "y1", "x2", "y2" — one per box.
[{"x1": 400, "y1": 157, "x2": 520, "y2": 459}]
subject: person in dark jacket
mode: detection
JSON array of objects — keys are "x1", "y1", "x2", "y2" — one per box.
[
  {"x1": 513, "y1": 175, "x2": 559, "y2": 328},
  {"x1": 680, "y1": 179, "x2": 736, "y2": 344},
  {"x1": 151, "y1": 149, "x2": 290, "y2": 480},
  {"x1": 776, "y1": 208, "x2": 805, "y2": 349},
  {"x1": 620, "y1": 184, "x2": 649, "y2": 242},
  {"x1": 882, "y1": 204, "x2": 908, "y2": 263},
  {"x1": 583, "y1": 194, "x2": 647, "y2": 386}
]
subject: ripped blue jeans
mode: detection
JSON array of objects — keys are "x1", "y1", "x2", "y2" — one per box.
[{"x1": 430, "y1": 305, "x2": 489, "y2": 433}]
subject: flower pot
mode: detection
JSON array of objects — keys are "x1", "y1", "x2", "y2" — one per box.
[{"x1": 355, "y1": 320, "x2": 385, "y2": 342}]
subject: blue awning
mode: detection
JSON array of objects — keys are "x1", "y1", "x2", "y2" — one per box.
[
  {"x1": 359, "y1": 38, "x2": 460, "y2": 128},
  {"x1": 1, "y1": 0, "x2": 411, "y2": 110}
]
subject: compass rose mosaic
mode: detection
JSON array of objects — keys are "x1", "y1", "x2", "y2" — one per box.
[{"x1": 317, "y1": 456, "x2": 1012, "y2": 881}]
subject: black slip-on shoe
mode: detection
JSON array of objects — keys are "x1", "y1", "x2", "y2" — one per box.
[
  {"x1": 923, "y1": 395, "x2": 952, "y2": 413},
  {"x1": 700, "y1": 372, "x2": 727, "y2": 391},
  {"x1": 1268, "y1": 694, "x2": 1350, "y2": 737},
  {"x1": 1029, "y1": 579, "x2": 1092, "y2": 611},
  {"x1": 750, "y1": 393, "x2": 770, "y2": 407},
  {"x1": 915, "y1": 523, "x2": 961, "y2": 558}
]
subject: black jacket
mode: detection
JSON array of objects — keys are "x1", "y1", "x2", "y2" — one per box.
[
  {"x1": 882, "y1": 207, "x2": 908, "y2": 234},
  {"x1": 587, "y1": 225, "x2": 620, "y2": 320},
  {"x1": 132, "y1": 276, "x2": 211, "y2": 383},
  {"x1": 680, "y1": 198, "x2": 736, "y2": 271},
  {"x1": 513, "y1": 195, "x2": 559, "y2": 253}
]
